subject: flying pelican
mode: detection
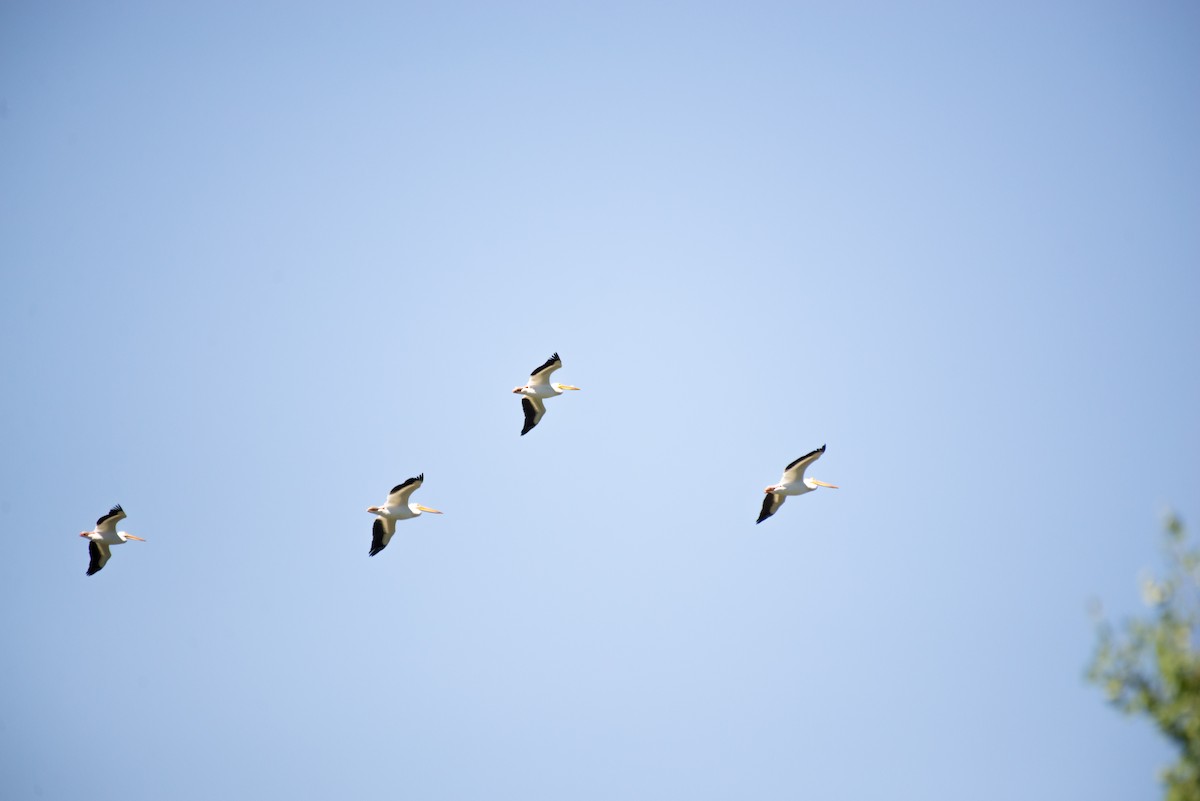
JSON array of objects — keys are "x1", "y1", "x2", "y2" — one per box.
[
  {"x1": 757, "y1": 445, "x2": 839, "y2": 524},
  {"x1": 367, "y1": 474, "x2": 442, "y2": 556},
  {"x1": 512, "y1": 352, "x2": 580, "y2": 435},
  {"x1": 80, "y1": 504, "x2": 145, "y2": 575}
]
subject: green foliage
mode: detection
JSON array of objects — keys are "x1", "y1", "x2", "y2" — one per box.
[{"x1": 1089, "y1": 515, "x2": 1200, "y2": 801}]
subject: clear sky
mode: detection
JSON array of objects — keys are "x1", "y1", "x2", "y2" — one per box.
[{"x1": 2, "y1": 2, "x2": 1198, "y2": 799}]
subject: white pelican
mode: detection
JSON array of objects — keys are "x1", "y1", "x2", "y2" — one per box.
[
  {"x1": 80, "y1": 504, "x2": 145, "y2": 575},
  {"x1": 757, "y1": 445, "x2": 839, "y2": 524},
  {"x1": 367, "y1": 474, "x2": 442, "y2": 556},
  {"x1": 512, "y1": 352, "x2": 580, "y2": 435}
]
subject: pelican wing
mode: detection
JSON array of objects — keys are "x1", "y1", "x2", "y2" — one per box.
[
  {"x1": 87, "y1": 540, "x2": 111, "y2": 575},
  {"x1": 528, "y1": 352, "x2": 562, "y2": 387},
  {"x1": 386, "y1": 474, "x2": 424, "y2": 508},
  {"x1": 781, "y1": 445, "x2": 826, "y2": 485},
  {"x1": 95, "y1": 504, "x2": 126, "y2": 535},
  {"x1": 521, "y1": 396, "x2": 546, "y2": 435},
  {"x1": 757, "y1": 494, "x2": 785, "y2": 524},
  {"x1": 369, "y1": 517, "x2": 396, "y2": 557}
]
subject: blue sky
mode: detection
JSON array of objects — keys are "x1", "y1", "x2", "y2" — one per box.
[{"x1": 2, "y1": 2, "x2": 1198, "y2": 799}]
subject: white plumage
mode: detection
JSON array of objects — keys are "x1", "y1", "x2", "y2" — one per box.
[
  {"x1": 367, "y1": 474, "x2": 442, "y2": 556},
  {"x1": 512, "y1": 352, "x2": 580, "y2": 435},
  {"x1": 757, "y1": 445, "x2": 839, "y2": 524},
  {"x1": 80, "y1": 504, "x2": 145, "y2": 575}
]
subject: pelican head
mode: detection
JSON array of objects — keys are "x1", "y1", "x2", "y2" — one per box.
[
  {"x1": 512, "y1": 386, "x2": 529, "y2": 395},
  {"x1": 805, "y1": 478, "x2": 839, "y2": 490},
  {"x1": 553, "y1": 383, "x2": 581, "y2": 391},
  {"x1": 79, "y1": 531, "x2": 91, "y2": 538},
  {"x1": 366, "y1": 506, "x2": 381, "y2": 514}
]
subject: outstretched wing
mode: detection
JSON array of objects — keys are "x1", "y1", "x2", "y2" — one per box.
[
  {"x1": 386, "y1": 474, "x2": 424, "y2": 508},
  {"x1": 87, "y1": 540, "x2": 111, "y2": 575},
  {"x1": 369, "y1": 517, "x2": 396, "y2": 557},
  {"x1": 757, "y1": 494, "x2": 785, "y2": 524},
  {"x1": 528, "y1": 353, "x2": 561, "y2": 387},
  {"x1": 521, "y1": 396, "x2": 546, "y2": 435},
  {"x1": 95, "y1": 504, "x2": 126, "y2": 535},
  {"x1": 781, "y1": 445, "x2": 826, "y2": 485}
]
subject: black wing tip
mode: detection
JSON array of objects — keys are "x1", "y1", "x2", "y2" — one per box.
[
  {"x1": 757, "y1": 494, "x2": 777, "y2": 523},
  {"x1": 785, "y1": 445, "x2": 827, "y2": 472},
  {"x1": 96, "y1": 504, "x2": 125, "y2": 525},
  {"x1": 530, "y1": 352, "x2": 562, "y2": 376},
  {"x1": 369, "y1": 519, "x2": 386, "y2": 556},
  {"x1": 520, "y1": 397, "x2": 538, "y2": 435},
  {"x1": 389, "y1": 473, "x2": 424, "y2": 495},
  {"x1": 86, "y1": 541, "x2": 103, "y2": 574}
]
